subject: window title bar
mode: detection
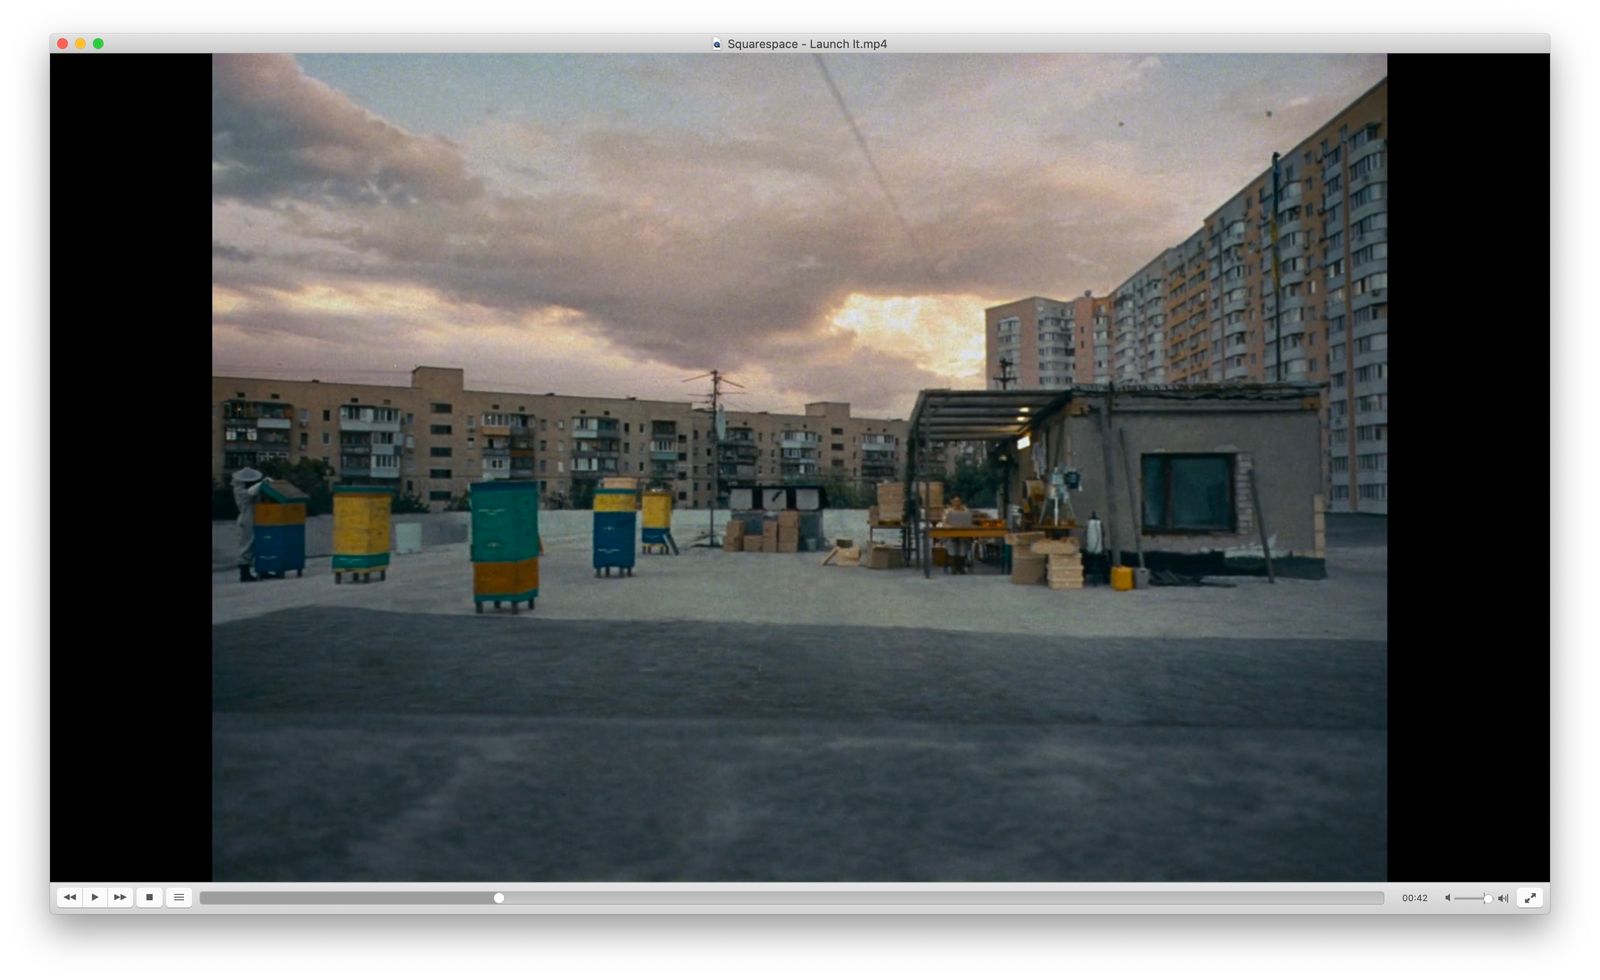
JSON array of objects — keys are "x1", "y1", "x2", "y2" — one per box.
[{"x1": 48, "y1": 33, "x2": 1549, "y2": 54}]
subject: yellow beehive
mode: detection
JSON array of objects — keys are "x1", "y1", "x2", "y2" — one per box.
[
  {"x1": 473, "y1": 556, "x2": 540, "y2": 596},
  {"x1": 254, "y1": 502, "x2": 306, "y2": 526}
]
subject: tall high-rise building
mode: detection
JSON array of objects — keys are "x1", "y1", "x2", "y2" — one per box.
[
  {"x1": 984, "y1": 77, "x2": 1387, "y2": 514},
  {"x1": 985, "y1": 294, "x2": 1111, "y2": 389}
]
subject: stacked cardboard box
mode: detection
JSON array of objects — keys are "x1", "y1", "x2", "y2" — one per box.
[
  {"x1": 762, "y1": 519, "x2": 779, "y2": 552},
  {"x1": 776, "y1": 511, "x2": 800, "y2": 553},
  {"x1": 723, "y1": 520, "x2": 745, "y2": 552},
  {"x1": 918, "y1": 481, "x2": 945, "y2": 509},
  {"x1": 1033, "y1": 537, "x2": 1083, "y2": 590},
  {"x1": 743, "y1": 535, "x2": 764, "y2": 552},
  {"x1": 866, "y1": 544, "x2": 905, "y2": 570},
  {"x1": 1010, "y1": 553, "x2": 1047, "y2": 585}
]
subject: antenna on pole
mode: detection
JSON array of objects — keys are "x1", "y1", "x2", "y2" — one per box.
[
  {"x1": 683, "y1": 369, "x2": 745, "y2": 547},
  {"x1": 993, "y1": 356, "x2": 1016, "y2": 391}
]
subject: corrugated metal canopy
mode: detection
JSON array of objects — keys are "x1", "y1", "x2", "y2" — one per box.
[{"x1": 907, "y1": 388, "x2": 1073, "y2": 443}]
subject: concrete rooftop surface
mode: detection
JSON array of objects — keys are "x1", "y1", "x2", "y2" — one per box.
[
  {"x1": 212, "y1": 512, "x2": 1387, "y2": 882},
  {"x1": 212, "y1": 509, "x2": 1386, "y2": 642}
]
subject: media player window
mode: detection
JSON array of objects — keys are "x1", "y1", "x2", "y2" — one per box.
[{"x1": 49, "y1": 33, "x2": 1549, "y2": 914}]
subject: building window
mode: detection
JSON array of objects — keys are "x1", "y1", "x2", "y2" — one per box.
[
  {"x1": 430, "y1": 447, "x2": 452, "y2": 458},
  {"x1": 1141, "y1": 454, "x2": 1236, "y2": 533},
  {"x1": 321, "y1": 432, "x2": 331, "y2": 445},
  {"x1": 431, "y1": 403, "x2": 453, "y2": 414},
  {"x1": 322, "y1": 409, "x2": 331, "y2": 422},
  {"x1": 431, "y1": 424, "x2": 452, "y2": 435},
  {"x1": 429, "y1": 468, "x2": 452, "y2": 479},
  {"x1": 429, "y1": 490, "x2": 452, "y2": 502}
]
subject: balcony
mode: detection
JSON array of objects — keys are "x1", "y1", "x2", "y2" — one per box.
[
  {"x1": 257, "y1": 417, "x2": 292, "y2": 430},
  {"x1": 337, "y1": 410, "x2": 402, "y2": 434},
  {"x1": 571, "y1": 419, "x2": 619, "y2": 439},
  {"x1": 338, "y1": 443, "x2": 372, "y2": 455}
]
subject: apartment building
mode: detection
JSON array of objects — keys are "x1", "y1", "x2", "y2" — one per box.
[
  {"x1": 213, "y1": 367, "x2": 908, "y2": 509},
  {"x1": 984, "y1": 296, "x2": 1070, "y2": 389},
  {"x1": 985, "y1": 294, "x2": 1112, "y2": 389},
  {"x1": 984, "y1": 77, "x2": 1387, "y2": 514}
]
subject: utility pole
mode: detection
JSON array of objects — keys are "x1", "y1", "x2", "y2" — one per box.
[
  {"x1": 994, "y1": 356, "x2": 1016, "y2": 391},
  {"x1": 683, "y1": 369, "x2": 743, "y2": 547},
  {"x1": 1271, "y1": 151, "x2": 1283, "y2": 382}
]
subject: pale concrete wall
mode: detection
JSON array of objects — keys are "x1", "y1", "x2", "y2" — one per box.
[{"x1": 213, "y1": 512, "x2": 470, "y2": 569}]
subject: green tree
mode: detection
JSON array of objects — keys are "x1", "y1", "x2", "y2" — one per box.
[
  {"x1": 946, "y1": 460, "x2": 1005, "y2": 508},
  {"x1": 392, "y1": 490, "x2": 431, "y2": 514},
  {"x1": 212, "y1": 477, "x2": 239, "y2": 521},
  {"x1": 813, "y1": 476, "x2": 870, "y2": 509},
  {"x1": 568, "y1": 478, "x2": 597, "y2": 510},
  {"x1": 258, "y1": 457, "x2": 336, "y2": 516}
]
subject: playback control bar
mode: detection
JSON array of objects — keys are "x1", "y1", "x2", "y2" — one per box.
[{"x1": 52, "y1": 885, "x2": 1549, "y2": 913}]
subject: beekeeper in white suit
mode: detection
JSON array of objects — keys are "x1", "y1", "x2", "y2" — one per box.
[{"x1": 231, "y1": 467, "x2": 270, "y2": 583}]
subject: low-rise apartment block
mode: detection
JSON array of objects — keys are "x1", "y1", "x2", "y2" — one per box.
[{"x1": 214, "y1": 367, "x2": 908, "y2": 509}]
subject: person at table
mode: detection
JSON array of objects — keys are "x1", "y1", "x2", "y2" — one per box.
[{"x1": 943, "y1": 497, "x2": 973, "y2": 573}]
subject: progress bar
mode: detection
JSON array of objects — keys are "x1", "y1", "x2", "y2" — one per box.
[{"x1": 199, "y1": 890, "x2": 1384, "y2": 906}]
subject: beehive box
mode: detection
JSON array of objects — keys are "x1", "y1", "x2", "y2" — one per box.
[
  {"x1": 592, "y1": 487, "x2": 638, "y2": 573},
  {"x1": 331, "y1": 486, "x2": 393, "y2": 580},
  {"x1": 1047, "y1": 553, "x2": 1085, "y2": 590}
]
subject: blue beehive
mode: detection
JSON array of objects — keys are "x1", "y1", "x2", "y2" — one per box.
[
  {"x1": 253, "y1": 479, "x2": 310, "y2": 578},
  {"x1": 592, "y1": 487, "x2": 637, "y2": 577}
]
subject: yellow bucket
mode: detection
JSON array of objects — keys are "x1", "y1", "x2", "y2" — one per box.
[{"x1": 1111, "y1": 566, "x2": 1135, "y2": 591}]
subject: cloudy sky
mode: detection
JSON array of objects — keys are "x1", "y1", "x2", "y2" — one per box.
[{"x1": 212, "y1": 52, "x2": 1386, "y2": 416}]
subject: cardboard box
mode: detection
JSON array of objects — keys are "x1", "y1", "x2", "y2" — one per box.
[
  {"x1": 776, "y1": 510, "x2": 801, "y2": 528},
  {"x1": 825, "y1": 545, "x2": 862, "y2": 567},
  {"x1": 777, "y1": 526, "x2": 799, "y2": 553},
  {"x1": 866, "y1": 545, "x2": 905, "y2": 570},
  {"x1": 1010, "y1": 554, "x2": 1047, "y2": 585},
  {"x1": 1032, "y1": 538, "x2": 1081, "y2": 556},
  {"x1": 743, "y1": 536, "x2": 764, "y2": 552},
  {"x1": 877, "y1": 482, "x2": 905, "y2": 511},
  {"x1": 723, "y1": 535, "x2": 740, "y2": 553},
  {"x1": 1006, "y1": 531, "x2": 1046, "y2": 548},
  {"x1": 917, "y1": 481, "x2": 944, "y2": 509},
  {"x1": 725, "y1": 520, "x2": 746, "y2": 541}
]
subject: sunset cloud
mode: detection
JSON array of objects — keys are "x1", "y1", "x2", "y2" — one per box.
[{"x1": 213, "y1": 52, "x2": 1386, "y2": 416}]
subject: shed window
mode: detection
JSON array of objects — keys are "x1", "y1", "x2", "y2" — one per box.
[{"x1": 1141, "y1": 454, "x2": 1235, "y2": 532}]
